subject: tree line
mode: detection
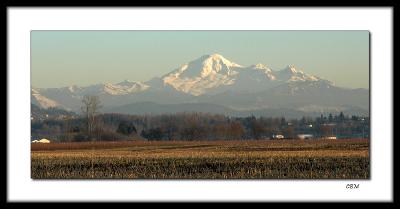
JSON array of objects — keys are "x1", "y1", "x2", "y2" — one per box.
[{"x1": 31, "y1": 96, "x2": 369, "y2": 142}]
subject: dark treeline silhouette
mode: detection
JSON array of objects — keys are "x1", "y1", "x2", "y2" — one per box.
[{"x1": 31, "y1": 111, "x2": 370, "y2": 142}]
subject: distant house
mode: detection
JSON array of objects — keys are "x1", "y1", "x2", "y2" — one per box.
[
  {"x1": 39, "y1": 138, "x2": 50, "y2": 143},
  {"x1": 297, "y1": 134, "x2": 314, "y2": 139},
  {"x1": 272, "y1": 134, "x2": 284, "y2": 139},
  {"x1": 324, "y1": 136, "x2": 337, "y2": 140},
  {"x1": 32, "y1": 138, "x2": 51, "y2": 143}
]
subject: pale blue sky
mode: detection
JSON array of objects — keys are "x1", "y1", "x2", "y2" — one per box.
[{"x1": 31, "y1": 31, "x2": 369, "y2": 89}]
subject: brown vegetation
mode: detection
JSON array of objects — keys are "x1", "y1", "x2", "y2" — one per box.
[{"x1": 31, "y1": 139, "x2": 369, "y2": 179}]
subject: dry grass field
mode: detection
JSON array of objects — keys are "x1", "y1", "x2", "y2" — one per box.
[{"x1": 31, "y1": 139, "x2": 369, "y2": 179}]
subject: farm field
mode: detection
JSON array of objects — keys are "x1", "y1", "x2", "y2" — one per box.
[{"x1": 31, "y1": 139, "x2": 369, "y2": 179}]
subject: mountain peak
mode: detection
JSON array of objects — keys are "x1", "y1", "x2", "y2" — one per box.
[
  {"x1": 251, "y1": 63, "x2": 270, "y2": 70},
  {"x1": 285, "y1": 64, "x2": 298, "y2": 73},
  {"x1": 165, "y1": 54, "x2": 242, "y2": 79},
  {"x1": 208, "y1": 53, "x2": 224, "y2": 59},
  {"x1": 198, "y1": 54, "x2": 243, "y2": 68},
  {"x1": 68, "y1": 85, "x2": 81, "y2": 93},
  {"x1": 200, "y1": 53, "x2": 224, "y2": 59},
  {"x1": 276, "y1": 65, "x2": 322, "y2": 83},
  {"x1": 99, "y1": 80, "x2": 149, "y2": 95},
  {"x1": 161, "y1": 54, "x2": 243, "y2": 95},
  {"x1": 116, "y1": 79, "x2": 137, "y2": 86}
]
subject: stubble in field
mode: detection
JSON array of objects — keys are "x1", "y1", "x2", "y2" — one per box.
[{"x1": 31, "y1": 139, "x2": 369, "y2": 179}]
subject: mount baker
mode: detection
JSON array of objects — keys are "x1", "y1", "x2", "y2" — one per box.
[{"x1": 31, "y1": 54, "x2": 369, "y2": 118}]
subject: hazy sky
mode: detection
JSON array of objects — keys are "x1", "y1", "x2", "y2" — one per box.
[{"x1": 31, "y1": 31, "x2": 369, "y2": 89}]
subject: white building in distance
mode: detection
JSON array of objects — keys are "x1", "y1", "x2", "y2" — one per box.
[
  {"x1": 32, "y1": 138, "x2": 51, "y2": 143},
  {"x1": 272, "y1": 134, "x2": 284, "y2": 139}
]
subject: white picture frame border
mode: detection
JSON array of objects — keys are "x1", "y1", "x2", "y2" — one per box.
[{"x1": 7, "y1": 7, "x2": 393, "y2": 202}]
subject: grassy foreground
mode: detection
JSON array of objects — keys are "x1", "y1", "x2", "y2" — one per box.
[{"x1": 31, "y1": 139, "x2": 369, "y2": 179}]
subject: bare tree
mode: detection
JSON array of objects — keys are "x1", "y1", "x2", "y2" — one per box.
[
  {"x1": 81, "y1": 95, "x2": 102, "y2": 141},
  {"x1": 283, "y1": 126, "x2": 295, "y2": 139},
  {"x1": 94, "y1": 115, "x2": 104, "y2": 141},
  {"x1": 250, "y1": 119, "x2": 265, "y2": 140},
  {"x1": 63, "y1": 115, "x2": 72, "y2": 142},
  {"x1": 229, "y1": 121, "x2": 245, "y2": 140}
]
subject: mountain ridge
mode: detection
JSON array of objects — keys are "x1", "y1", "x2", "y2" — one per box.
[{"x1": 32, "y1": 54, "x2": 369, "y2": 116}]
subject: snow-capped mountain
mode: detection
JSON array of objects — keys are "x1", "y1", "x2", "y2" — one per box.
[
  {"x1": 161, "y1": 54, "x2": 324, "y2": 96},
  {"x1": 32, "y1": 80, "x2": 150, "y2": 110},
  {"x1": 162, "y1": 54, "x2": 242, "y2": 96},
  {"x1": 103, "y1": 80, "x2": 149, "y2": 95},
  {"x1": 31, "y1": 54, "x2": 369, "y2": 117},
  {"x1": 277, "y1": 64, "x2": 320, "y2": 82},
  {"x1": 31, "y1": 88, "x2": 61, "y2": 109}
]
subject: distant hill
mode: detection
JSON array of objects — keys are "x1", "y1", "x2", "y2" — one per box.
[
  {"x1": 31, "y1": 103, "x2": 77, "y2": 121},
  {"x1": 104, "y1": 102, "x2": 368, "y2": 119}
]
